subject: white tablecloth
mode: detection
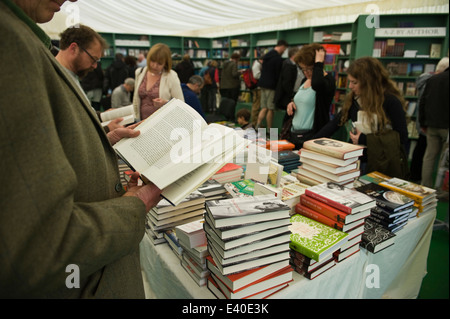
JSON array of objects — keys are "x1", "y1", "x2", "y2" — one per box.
[{"x1": 139, "y1": 209, "x2": 436, "y2": 299}]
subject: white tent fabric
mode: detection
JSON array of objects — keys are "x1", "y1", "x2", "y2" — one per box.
[{"x1": 40, "y1": 0, "x2": 449, "y2": 39}]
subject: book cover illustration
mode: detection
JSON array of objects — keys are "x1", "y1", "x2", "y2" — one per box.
[
  {"x1": 303, "y1": 138, "x2": 364, "y2": 159},
  {"x1": 207, "y1": 196, "x2": 289, "y2": 219},
  {"x1": 361, "y1": 218, "x2": 396, "y2": 253},
  {"x1": 355, "y1": 182, "x2": 414, "y2": 212},
  {"x1": 289, "y1": 214, "x2": 348, "y2": 262}
]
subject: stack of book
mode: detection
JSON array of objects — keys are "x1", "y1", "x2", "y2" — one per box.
[
  {"x1": 210, "y1": 163, "x2": 244, "y2": 184},
  {"x1": 289, "y1": 214, "x2": 349, "y2": 279},
  {"x1": 358, "y1": 171, "x2": 437, "y2": 218},
  {"x1": 360, "y1": 218, "x2": 396, "y2": 254},
  {"x1": 272, "y1": 150, "x2": 301, "y2": 173},
  {"x1": 355, "y1": 181, "x2": 415, "y2": 234},
  {"x1": 197, "y1": 179, "x2": 229, "y2": 202},
  {"x1": 296, "y1": 138, "x2": 364, "y2": 186},
  {"x1": 145, "y1": 190, "x2": 206, "y2": 244},
  {"x1": 175, "y1": 219, "x2": 210, "y2": 286},
  {"x1": 297, "y1": 182, "x2": 376, "y2": 264},
  {"x1": 204, "y1": 195, "x2": 293, "y2": 299},
  {"x1": 254, "y1": 179, "x2": 310, "y2": 215}
]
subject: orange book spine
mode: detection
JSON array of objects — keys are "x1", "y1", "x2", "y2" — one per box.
[
  {"x1": 295, "y1": 203, "x2": 345, "y2": 231},
  {"x1": 300, "y1": 194, "x2": 348, "y2": 224}
]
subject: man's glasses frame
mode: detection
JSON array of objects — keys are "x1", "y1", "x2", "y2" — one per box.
[{"x1": 78, "y1": 44, "x2": 101, "y2": 64}]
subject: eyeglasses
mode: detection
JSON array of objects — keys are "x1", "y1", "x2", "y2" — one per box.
[
  {"x1": 79, "y1": 46, "x2": 101, "y2": 64},
  {"x1": 300, "y1": 66, "x2": 314, "y2": 73}
]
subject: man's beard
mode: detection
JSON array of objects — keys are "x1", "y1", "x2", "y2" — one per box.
[
  {"x1": 74, "y1": 57, "x2": 94, "y2": 79},
  {"x1": 76, "y1": 67, "x2": 94, "y2": 79}
]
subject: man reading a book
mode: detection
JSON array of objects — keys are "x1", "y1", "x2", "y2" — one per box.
[{"x1": 0, "y1": 0, "x2": 162, "y2": 298}]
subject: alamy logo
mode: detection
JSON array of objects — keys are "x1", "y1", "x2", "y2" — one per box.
[
  {"x1": 65, "y1": 3, "x2": 80, "y2": 28},
  {"x1": 365, "y1": 264, "x2": 380, "y2": 289},
  {"x1": 65, "y1": 264, "x2": 80, "y2": 289},
  {"x1": 365, "y1": 4, "x2": 380, "y2": 29}
]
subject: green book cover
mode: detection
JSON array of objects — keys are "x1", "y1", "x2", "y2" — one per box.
[{"x1": 289, "y1": 214, "x2": 348, "y2": 262}]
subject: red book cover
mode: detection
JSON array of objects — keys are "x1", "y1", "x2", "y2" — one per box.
[
  {"x1": 295, "y1": 203, "x2": 345, "y2": 231},
  {"x1": 266, "y1": 140, "x2": 295, "y2": 151},
  {"x1": 300, "y1": 194, "x2": 350, "y2": 224},
  {"x1": 215, "y1": 163, "x2": 243, "y2": 174},
  {"x1": 206, "y1": 256, "x2": 290, "y2": 293}
]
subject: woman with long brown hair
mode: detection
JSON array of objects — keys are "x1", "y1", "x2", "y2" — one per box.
[{"x1": 313, "y1": 57, "x2": 409, "y2": 176}]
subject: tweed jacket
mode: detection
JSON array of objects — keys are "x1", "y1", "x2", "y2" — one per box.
[
  {"x1": 0, "y1": 1, "x2": 147, "y2": 298},
  {"x1": 132, "y1": 66, "x2": 184, "y2": 120}
]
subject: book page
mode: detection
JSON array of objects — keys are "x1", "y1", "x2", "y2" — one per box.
[
  {"x1": 162, "y1": 135, "x2": 250, "y2": 205},
  {"x1": 142, "y1": 122, "x2": 239, "y2": 190},
  {"x1": 100, "y1": 104, "x2": 134, "y2": 122},
  {"x1": 113, "y1": 99, "x2": 208, "y2": 188}
]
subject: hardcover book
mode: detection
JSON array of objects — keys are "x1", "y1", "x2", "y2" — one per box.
[
  {"x1": 355, "y1": 182, "x2": 415, "y2": 213},
  {"x1": 299, "y1": 163, "x2": 361, "y2": 183},
  {"x1": 300, "y1": 194, "x2": 368, "y2": 224},
  {"x1": 113, "y1": 98, "x2": 249, "y2": 205},
  {"x1": 175, "y1": 219, "x2": 207, "y2": 249},
  {"x1": 360, "y1": 218, "x2": 396, "y2": 253},
  {"x1": 305, "y1": 182, "x2": 376, "y2": 214},
  {"x1": 299, "y1": 156, "x2": 359, "y2": 174},
  {"x1": 289, "y1": 214, "x2": 349, "y2": 262},
  {"x1": 303, "y1": 138, "x2": 364, "y2": 160},
  {"x1": 359, "y1": 171, "x2": 436, "y2": 204},
  {"x1": 205, "y1": 195, "x2": 290, "y2": 228},
  {"x1": 299, "y1": 148, "x2": 360, "y2": 167},
  {"x1": 206, "y1": 257, "x2": 290, "y2": 293}
]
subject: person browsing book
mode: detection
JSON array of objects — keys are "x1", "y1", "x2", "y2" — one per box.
[
  {"x1": 285, "y1": 43, "x2": 336, "y2": 149},
  {"x1": 55, "y1": 24, "x2": 127, "y2": 133},
  {"x1": 133, "y1": 43, "x2": 184, "y2": 120},
  {"x1": 313, "y1": 57, "x2": 409, "y2": 177},
  {"x1": 0, "y1": 0, "x2": 162, "y2": 298}
]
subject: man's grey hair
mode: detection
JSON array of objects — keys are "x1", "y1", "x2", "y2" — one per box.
[
  {"x1": 188, "y1": 75, "x2": 204, "y2": 86},
  {"x1": 124, "y1": 77, "x2": 135, "y2": 87}
]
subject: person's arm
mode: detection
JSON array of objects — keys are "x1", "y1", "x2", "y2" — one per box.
[{"x1": 384, "y1": 95, "x2": 409, "y2": 149}]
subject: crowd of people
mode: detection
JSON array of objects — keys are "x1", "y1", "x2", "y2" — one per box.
[{"x1": 1, "y1": 0, "x2": 448, "y2": 298}]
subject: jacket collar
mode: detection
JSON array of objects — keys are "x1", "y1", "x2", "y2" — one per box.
[{"x1": 1, "y1": 0, "x2": 52, "y2": 49}]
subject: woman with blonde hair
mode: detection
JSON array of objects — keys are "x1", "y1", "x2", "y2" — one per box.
[
  {"x1": 314, "y1": 57, "x2": 409, "y2": 177},
  {"x1": 133, "y1": 43, "x2": 184, "y2": 120}
]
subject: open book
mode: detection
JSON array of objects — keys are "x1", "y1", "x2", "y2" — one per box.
[
  {"x1": 100, "y1": 104, "x2": 135, "y2": 127},
  {"x1": 113, "y1": 99, "x2": 249, "y2": 205}
]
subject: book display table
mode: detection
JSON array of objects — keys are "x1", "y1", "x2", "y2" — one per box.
[{"x1": 139, "y1": 209, "x2": 436, "y2": 299}]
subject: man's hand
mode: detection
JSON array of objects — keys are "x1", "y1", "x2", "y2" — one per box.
[
  {"x1": 107, "y1": 123, "x2": 141, "y2": 145},
  {"x1": 124, "y1": 172, "x2": 162, "y2": 211},
  {"x1": 107, "y1": 117, "x2": 125, "y2": 132}
]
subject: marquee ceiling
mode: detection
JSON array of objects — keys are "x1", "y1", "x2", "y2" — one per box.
[{"x1": 44, "y1": 0, "x2": 376, "y2": 36}]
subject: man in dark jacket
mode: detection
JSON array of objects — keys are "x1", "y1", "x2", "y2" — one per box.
[
  {"x1": 103, "y1": 53, "x2": 129, "y2": 95},
  {"x1": 256, "y1": 40, "x2": 288, "y2": 131},
  {"x1": 274, "y1": 47, "x2": 302, "y2": 112},
  {"x1": 419, "y1": 66, "x2": 449, "y2": 188}
]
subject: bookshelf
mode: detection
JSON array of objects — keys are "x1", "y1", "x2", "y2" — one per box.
[
  {"x1": 352, "y1": 13, "x2": 449, "y2": 139},
  {"x1": 98, "y1": 13, "x2": 448, "y2": 126}
]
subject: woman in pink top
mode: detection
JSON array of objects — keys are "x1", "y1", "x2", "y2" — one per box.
[{"x1": 133, "y1": 43, "x2": 184, "y2": 120}]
